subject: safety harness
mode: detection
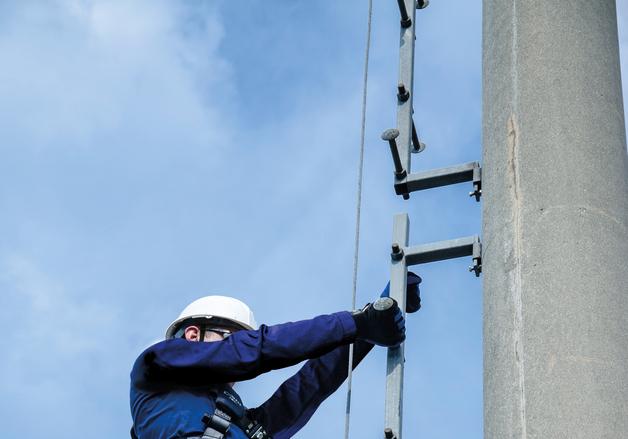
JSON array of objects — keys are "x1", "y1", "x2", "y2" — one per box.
[
  {"x1": 199, "y1": 387, "x2": 271, "y2": 439},
  {"x1": 130, "y1": 387, "x2": 271, "y2": 439}
]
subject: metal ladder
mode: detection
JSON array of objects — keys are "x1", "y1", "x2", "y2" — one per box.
[{"x1": 382, "y1": 1, "x2": 482, "y2": 438}]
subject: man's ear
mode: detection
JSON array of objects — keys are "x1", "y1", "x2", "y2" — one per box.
[{"x1": 184, "y1": 325, "x2": 201, "y2": 342}]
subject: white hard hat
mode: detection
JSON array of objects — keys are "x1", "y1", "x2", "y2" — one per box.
[{"x1": 165, "y1": 295, "x2": 258, "y2": 339}]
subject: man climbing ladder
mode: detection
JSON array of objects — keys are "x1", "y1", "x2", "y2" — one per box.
[{"x1": 129, "y1": 273, "x2": 421, "y2": 439}]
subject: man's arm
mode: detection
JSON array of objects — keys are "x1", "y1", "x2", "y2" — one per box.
[
  {"x1": 134, "y1": 312, "x2": 357, "y2": 387},
  {"x1": 247, "y1": 340, "x2": 374, "y2": 439}
]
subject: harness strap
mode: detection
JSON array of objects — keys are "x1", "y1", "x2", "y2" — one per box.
[
  {"x1": 201, "y1": 388, "x2": 272, "y2": 439},
  {"x1": 201, "y1": 411, "x2": 271, "y2": 439},
  {"x1": 201, "y1": 411, "x2": 231, "y2": 439},
  {"x1": 201, "y1": 430, "x2": 225, "y2": 439}
]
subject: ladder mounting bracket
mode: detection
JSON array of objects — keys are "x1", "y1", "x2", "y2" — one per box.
[{"x1": 394, "y1": 161, "x2": 482, "y2": 201}]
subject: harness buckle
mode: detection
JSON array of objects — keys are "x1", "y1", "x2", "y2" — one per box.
[{"x1": 201, "y1": 388, "x2": 273, "y2": 439}]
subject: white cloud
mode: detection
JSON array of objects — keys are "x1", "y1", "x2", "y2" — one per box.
[
  {"x1": 1, "y1": 253, "x2": 117, "y2": 355},
  {"x1": 0, "y1": 252, "x2": 125, "y2": 435},
  {"x1": 0, "y1": 0, "x2": 233, "y2": 153},
  {"x1": 0, "y1": 2, "x2": 237, "y2": 436}
]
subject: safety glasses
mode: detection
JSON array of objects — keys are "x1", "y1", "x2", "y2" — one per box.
[{"x1": 204, "y1": 327, "x2": 236, "y2": 338}]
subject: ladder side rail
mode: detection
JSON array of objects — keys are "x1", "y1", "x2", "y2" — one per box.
[
  {"x1": 385, "y1": 213, "x2": 410, "y2": 439},
  {"x1": 394, "y1": 0, "x2": 418, "y2": 198}
]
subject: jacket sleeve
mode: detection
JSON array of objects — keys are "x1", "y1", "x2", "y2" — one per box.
[
  {"x1": 134, "y1": 311, "x2": 357, "y2": 387},
  {"x1": 247, "y1": 339, "x2": 374, "y2": 439}
]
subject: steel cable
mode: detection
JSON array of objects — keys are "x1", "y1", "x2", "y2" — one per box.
[{"x1": 344, "y1": 1, "x2": 373, "y2": 438}]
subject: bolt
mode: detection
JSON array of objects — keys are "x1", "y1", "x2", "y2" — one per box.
[
  {"x1": 411, "y1": 121, "x2": 426, "y2": 154},
  {"x1": 384, "y1": 428, "x2": 396, "y2": 439},
  {"x1": 381, "y1": 129, "x2": 407, "y2": 179},
  {"x1": 396, "y1": 0, "x2": 412, "y2": 28},
  {"x1": 381, "y1": 128, "x2": 399, "y2": 142},
  {"x1": 417, "y1": 0, "x2": 430, "y2": 9},
  {"x1": 411, "y1": 141, "x2": 426, "y2": 154},
  {"x1": 397, "y1": 83, "x2": 410, "y2": 102},
  {"x1": 391, "y1": 243, "x2": 404, "y2": 261}
]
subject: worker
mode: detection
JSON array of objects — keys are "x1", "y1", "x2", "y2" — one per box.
[{"x1": 130, "y1": 272, "x2": 422, "y2": 439}]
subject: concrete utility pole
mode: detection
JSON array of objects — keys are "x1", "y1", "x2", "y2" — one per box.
[{"x1": 483, "y1": 1, "x2": 628, "y2": 438}]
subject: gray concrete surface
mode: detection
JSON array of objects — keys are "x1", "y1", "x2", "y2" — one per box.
[{"x1": 482, "y1": 1, "x2": 628, "y2": 438}]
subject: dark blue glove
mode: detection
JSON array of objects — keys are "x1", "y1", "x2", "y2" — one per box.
[
  {"x1": 352, "y1": 297, "x2": 405, "y2": 347},
  {"x1": 380, "y1": 271, "x2": 422, "y2": 313}
]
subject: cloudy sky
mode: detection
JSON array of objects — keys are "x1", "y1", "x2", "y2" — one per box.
[{"x1": 1, "y1": 1, "x2": 626, "y2": 438}]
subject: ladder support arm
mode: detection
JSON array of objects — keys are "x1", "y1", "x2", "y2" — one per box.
[{"x1": 394, "y1": 161, "x2": 482, "y2": 201}]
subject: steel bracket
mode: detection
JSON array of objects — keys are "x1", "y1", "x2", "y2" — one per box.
[
  {"x1": 393, "y1": 161, "x2": 482, "y2": 201},
  {"x1": 391, "y1": 214, "x2": 482, "y2": 277}
]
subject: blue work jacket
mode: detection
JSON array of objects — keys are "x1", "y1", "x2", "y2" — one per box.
[{"x1": 130, "y1": 311, "x2": 373, "y2": 439}]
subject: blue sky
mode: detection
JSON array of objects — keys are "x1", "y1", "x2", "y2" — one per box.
[{"x1": 1, "y1": 1, "x2": 626, "y2": 438}]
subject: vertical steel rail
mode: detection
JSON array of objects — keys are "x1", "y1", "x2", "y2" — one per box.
[
  {"x1": 385, "y1": 213, "x2": 409, "y2": 439},
  {"x1": 385, "y1": 0, "x2": 417, "y2": 434},
  {"x1": 394, "y1": 0, "x2": 417, "y2": 197}
]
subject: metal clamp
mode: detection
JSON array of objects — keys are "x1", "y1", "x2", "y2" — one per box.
[
  {"x1": 469, "y1": 164, "x2": 482, "y2": 201},
  {"x1": 469, "y1": 255, "x2": 482, "y2": 277}
]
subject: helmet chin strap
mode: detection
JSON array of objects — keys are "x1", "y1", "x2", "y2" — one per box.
[{"x1": 199, "y1": 325, "x2": 206, "y2": 342}]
